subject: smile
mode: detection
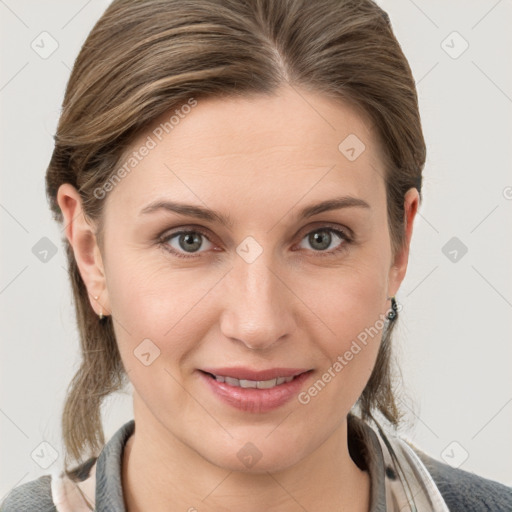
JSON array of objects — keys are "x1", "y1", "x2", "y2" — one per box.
[
  {"x1": 207, "y1": 373, "x2": 296, "y2": 389},
  {"x1": 198, "y1": 369, "x2": 313, "y2": 413}
]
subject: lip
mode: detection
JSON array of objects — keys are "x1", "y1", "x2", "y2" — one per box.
[
  {"x1": 200, "y1": 367, "x2": 310, "y2": 381},
  {"x1": 198, "y1": 368, "x2": 313, "y2": 413}
]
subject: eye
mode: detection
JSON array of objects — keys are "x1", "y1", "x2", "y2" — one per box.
[
  {"x1": 158, "y1": 224, "x2": 352, "y2": 260},
  {"x1": 296, "y1": 226, "x2": 351, "y2": 256},
  {"x1": 159, "y1": 228, "x2": 214, "y2": 259}
]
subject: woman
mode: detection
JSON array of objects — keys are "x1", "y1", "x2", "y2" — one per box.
[{"x1": 1, "y1": 0, "x2": 511, "y2": 510}]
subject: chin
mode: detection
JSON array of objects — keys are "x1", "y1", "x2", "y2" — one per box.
[{"x1": 195, "y1": 433, "x2": 310, "y2": 475}]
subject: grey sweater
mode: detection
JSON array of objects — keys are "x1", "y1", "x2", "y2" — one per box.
[{"x1": 1, "y1": 418, "x2": 511, "y2": 511}]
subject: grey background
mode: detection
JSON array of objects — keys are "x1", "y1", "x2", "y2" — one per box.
[{"x1": 1, "y1": 0, "x2": 511, "y2": 498}]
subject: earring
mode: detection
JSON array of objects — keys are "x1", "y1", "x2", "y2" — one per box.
[
  {"x1": 94, "y1": 295, "x2": 108, "y2": 324},
  {"x1": 386, "y1": 296, "x2": 398, "y2": 321}
]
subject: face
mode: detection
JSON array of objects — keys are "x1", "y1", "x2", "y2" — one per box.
[{"x1": 60, "y1": 84, "x2": 418, "y2": 473}]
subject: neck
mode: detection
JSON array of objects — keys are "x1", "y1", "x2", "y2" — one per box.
[{"x1": 122, "y1": 406, "x2": 370, "y2": 512}]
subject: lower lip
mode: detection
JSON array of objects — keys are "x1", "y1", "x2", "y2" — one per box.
[{"x1": 199, "y1": 370, "x2": 313, "y2": 413}]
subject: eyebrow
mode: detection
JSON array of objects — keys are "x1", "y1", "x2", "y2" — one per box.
[{"x1": 139, "y1": 195, "x2": 370, "y2": 228}]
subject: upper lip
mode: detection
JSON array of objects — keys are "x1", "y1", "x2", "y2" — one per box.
[{"x1": 200, "y1": 367, "x2": 311, "y2": 381}]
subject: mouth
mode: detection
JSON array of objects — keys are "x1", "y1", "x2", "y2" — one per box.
[
  {"x1": 199, "y1": 366, "x2": 312, "y2": 388},
  {"x1": 200, "y1": 371, "x2": 308, "y2": 389},
  {"x1": 198, "y1": 367, "x2": 314, "y2": 413}
]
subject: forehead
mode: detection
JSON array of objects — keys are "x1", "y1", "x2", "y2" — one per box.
[{"x1": 104, "y1": 85, "x2": 386, "y2": 216}]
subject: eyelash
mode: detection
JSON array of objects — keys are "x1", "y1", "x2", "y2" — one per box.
[{"x1": 157, "y1": 224, "x2": 353, "y2": 260}]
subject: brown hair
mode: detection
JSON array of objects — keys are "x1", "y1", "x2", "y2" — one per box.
[{"x1": 45, "y1": 0, "x2": 425, "y2": 476}]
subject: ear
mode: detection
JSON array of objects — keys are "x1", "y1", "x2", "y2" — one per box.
[
  {"x1": 57, "y1": 183, "x2": 111, "y2": 316},
  {"x1": 387, "y1": 187, "x2": 420, "y2": 297}
]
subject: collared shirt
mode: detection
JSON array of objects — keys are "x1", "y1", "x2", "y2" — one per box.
[
  {"x1": 2, "y1": 417, "x2": 512, "y2": 511},
  {"x1": 52, "y1": 417, "x2": 391, "y2": 511}
]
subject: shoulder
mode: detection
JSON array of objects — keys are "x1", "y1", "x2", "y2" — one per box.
[
  {"x1": 413, "y1": 445, "x2": 512, "y2": 512},
  {"x1": 0, "y1": 475, "x2": 56, "y2": 512},
  {"x1": 0, "y1": 456, "x2": 97, "y2": 512}
]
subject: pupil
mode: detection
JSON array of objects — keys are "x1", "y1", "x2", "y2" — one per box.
[
  {"x1": 180, "y1": 233, "x2": 201, "y2": 252},
  {"x1": 310, "y1": 230, "x2": 331, "y2": 250}
]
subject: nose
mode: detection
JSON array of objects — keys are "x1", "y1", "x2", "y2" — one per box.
[{"x1": 219, "y1": 250, "x2": 297, "y2": 351}]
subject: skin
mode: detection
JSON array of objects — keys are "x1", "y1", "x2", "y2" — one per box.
[{"x1": 58, "y1": 84, "x2": 418, "y2": 512}]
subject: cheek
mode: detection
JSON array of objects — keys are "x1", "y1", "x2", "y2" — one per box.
[
  {"x1": 294, "y1": 260, "x2": 388, "y2": 406},
  {"x1": 105, "y1": 241, "x2": 205, "y2": 328},
  {"x1": 299, "y1": 255, "x2": 388, "y2": 342},
  {"x1": 106, "y1": 252, "x2": 218, "y2": 376}
]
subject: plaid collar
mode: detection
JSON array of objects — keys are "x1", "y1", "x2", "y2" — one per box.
[{"x1": 50, "y1": 417, "x2": 447, "y2": 511}]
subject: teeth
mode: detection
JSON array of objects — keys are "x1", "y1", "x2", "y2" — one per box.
[
  {"x1": 224, "y1": 376, "x2": 239, "y2": 386},
  {"x1": 256, "y1": 379, "x2": 277, "y2": 389},
  {"x1": 213, "y1": 374, "x2": 295, "y2": 388}
]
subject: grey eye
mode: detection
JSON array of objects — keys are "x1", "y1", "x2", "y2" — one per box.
[
  {"x1": 298, "y1": 228, "x2": 346, "y2": 252},
  {"x1": 165, "y1": 231, "x2": 213, "y2": 254}
]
